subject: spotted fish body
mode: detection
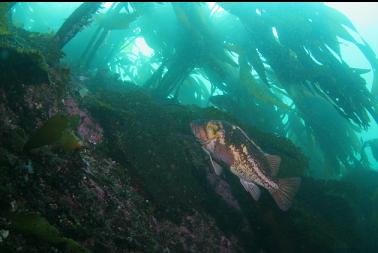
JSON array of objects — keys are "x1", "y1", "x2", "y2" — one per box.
[{"x1": 191, "y1": 119, "x2": 301, "y2": 211}]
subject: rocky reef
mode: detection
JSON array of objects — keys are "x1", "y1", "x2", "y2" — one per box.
[{"x1": 1, "y1": 27, "x2": 378, "y2": 253}]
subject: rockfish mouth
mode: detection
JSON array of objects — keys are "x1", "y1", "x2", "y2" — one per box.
[{"x1": 190, "y1": 120, "x2": 211, "y2": 145}]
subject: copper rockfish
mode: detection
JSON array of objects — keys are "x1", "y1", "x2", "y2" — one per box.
[{"x1": 190, "y1": 119, "x2": 301, "y2": 211}]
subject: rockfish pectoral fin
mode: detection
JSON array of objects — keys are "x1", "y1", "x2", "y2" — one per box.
[
  {"x1": 265, "y1": 154, "x2": 281, "y2": 176},
  {"x1": 202, "y1": 147, "x2": 223, "y2": 175},
  {"x1": 268, "y1": 177, "x2": 301, "y2": 211},
  {"x1": 240, "y1": 178, "x2": 261, "y2": 201},
  {"x1": 212, "y1": 161, "x2": 224, "y2": 176}
]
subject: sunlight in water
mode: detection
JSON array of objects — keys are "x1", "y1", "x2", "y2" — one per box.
[
  {"x1": 103, "y1": 2, "x2": 114, "y2": 9},
  {"x1": 324, "y1": 2, "x2": 378, "y2": 86},
  {"x1": 325, "y1": 2, "x2": 378, "y2": 27},
  {"x1": 134, "y1": 37, "x2": 154, "y2": 57}
]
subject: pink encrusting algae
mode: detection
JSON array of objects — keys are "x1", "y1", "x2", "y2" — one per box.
[{"x1": 64, "y1": 97, "x2": 104, "y2": 144}]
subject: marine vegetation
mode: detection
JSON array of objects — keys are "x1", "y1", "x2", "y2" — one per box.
[
  {"x1": 0, "y1": 2, "x2": 13, "y2": 35},
  {"x1": 37, "y1": 1, "x2": 377, "y2": 177},
  {"x1": 53, "y1": 2, "x2": 102, "y2": 49},
  {"x1": 1, "y1": 2, "x2": 378, "y2": 253},
  {"x1": 23, "y1": 113, "x2": 82, "y2": 152},
  {"x1": 362, "y1": 138, "x2": 378, "y2": 163}
]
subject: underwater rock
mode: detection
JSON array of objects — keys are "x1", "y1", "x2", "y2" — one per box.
[
  {"x1": 64, "y1": 97, "x2": 103, "y2": 145},
  {"x1": 0, "y1": 23, "x2": 243, "y2": 252},
  {"x1": 0, "y1": 44, "x2": 49, "y2": 87},
  {"x1": 206, "y1": 173, "x2": 241, "y2": 210},
  {"x1": 1, "y1": 72, "x2": 377, "y2": 253},
  {"x1": 83, "y1": 85, "x2": 310, "y2": 251},
  {"x1": 2, "y1": 57, "x2": 375, "y2": 252}
]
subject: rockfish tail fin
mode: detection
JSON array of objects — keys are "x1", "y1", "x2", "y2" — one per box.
[{"x1": 268, "y1": 177, "x2": 301, "y2": 211}]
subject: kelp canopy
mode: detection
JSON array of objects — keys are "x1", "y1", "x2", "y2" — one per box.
[{"x1": 7, "y1": 2, "x2": 378, "y2": 177}]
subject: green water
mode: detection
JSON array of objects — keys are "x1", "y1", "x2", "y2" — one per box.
[{"x1": 2, "y1": 2, "x2": 378, "y2": 253}]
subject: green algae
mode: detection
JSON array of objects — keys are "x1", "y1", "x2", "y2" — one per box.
[
  {"x1": 59, "y1": 131, "x2": 83, "y2": 153},
  {"x1": 0, "y1": 43, "x2": 49, "y2": 88},
  {"x1": 24, "y1": 113, "x2": 69, "y2": 151},
  {"x1": 0, "y1": 3, "x2": 12, "y2": 35},
  {"x1": 7, "y1": 212, "x2": 89, "y2": 253},
  {"x1": 23, "y1": 113, "x2": 82, "y2": 152}
]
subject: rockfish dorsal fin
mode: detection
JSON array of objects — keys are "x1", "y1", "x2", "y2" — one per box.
[
  {"x1": 265, "y1": 154, "x2": 281, "y2": 176},
  {"x1": 240, "y1": 178, "x2": 261, "y2": 201},
  {"x1": 236, "y1": 126, "x2": 264, "y2": 153}
]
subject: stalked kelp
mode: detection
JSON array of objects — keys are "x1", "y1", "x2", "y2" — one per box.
[
  {"x1": 53, "y1": 2, "x2": 102, "y2": 50},
  {"x1": 291, "y1": 93, "x2": 368, "y2": 176},
  {"x1": 362, "y1": 138, "x2": 378, "y2": 165},
  {"x1": 47, "y1": 2, "x2": 377, "y2": 177},
  {"x1": 2, "y1": 2, "x2": 378, "y2": 253},
  {"x1": 220, "y1": 3, "x2": 378, "y2": 125}
]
